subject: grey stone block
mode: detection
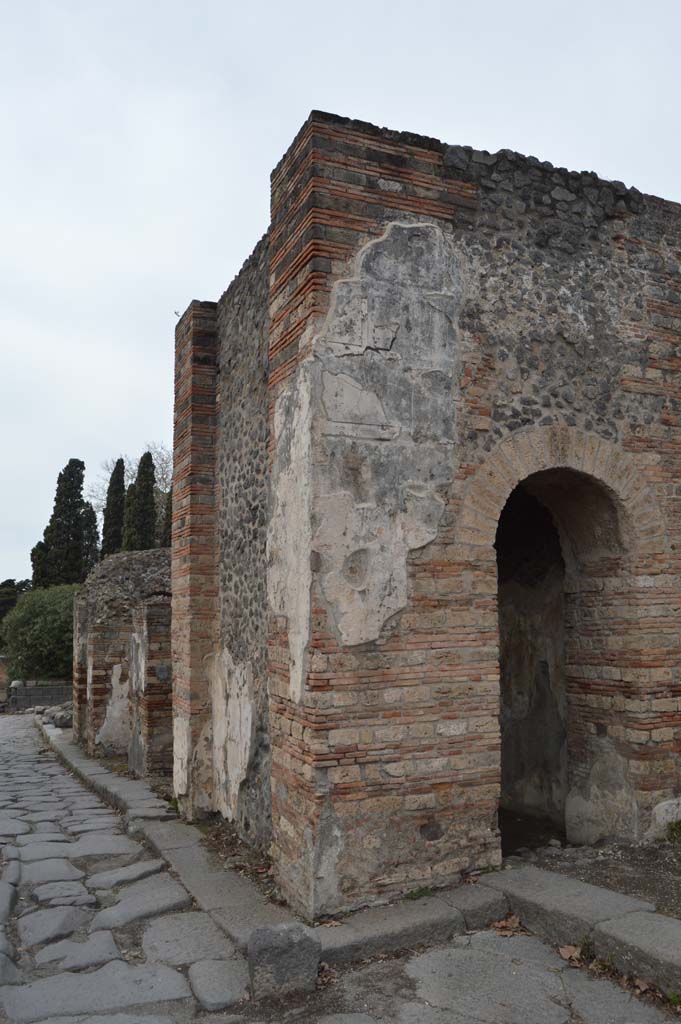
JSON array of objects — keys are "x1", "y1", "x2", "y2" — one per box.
[
  {"x1": 248, "y1": 923, "x2": 321, "y2": 998},
  {"x1": 142, "y1": 819, "x2": 203, "y2": 851},
  {"x1": 18, "y1": 906, "x2": 91, "y2": 947},
  {"x1": 188, "y1": 958, "x2": 249, "y2": 1011},
  {"x1": 20, "y1": 834, "x2": 138, "y2": 861},
  {"x1": 86, "y1": 858, "x2": 165, "y2": 890},
  {"x1": 0, "y1": 817, "x2": 30, "y2": 835},
  {"x1": 0, "y1": 960, "x2": 191, "y2": 1022},
  {"x1": 0, "y1": 951, "x2": 22, "y2": 985},
  {"x1": 33, "y1": 881, "x2": 87, "y2": 903},
  {"x1": 2, "y1": 860, "x2": 21, "y2": 885},
  {"x1": 594, "y1": 911, "x2": 681, "y2": 996},
  {"x1": 89, "y1": 872, "x2": 191, "y2": 930},
  {"x1": 142, "y1": 910, "x2": 235, "y2": 965},
  {"x1": 22, "y1": 859, "x2": 84, "y2": 884},
  {"x1": 484, "y1": 866, "x2": 653, "y2": 945},
  {"x1": 0, "y1": 879, "x2": 18, "y2": 923},
  {"x1": 562, "y1": 967, "x2": 669, "y2": 1023},
  {"x1": 439, "y1": 882, "x2": 508, "y2": 930},
  {"x1": 316, "y1": 896, "x2": 465, "y2": 966},
  {"x1": 35, "y1": 930, "x2": 120, "y2": 970}
]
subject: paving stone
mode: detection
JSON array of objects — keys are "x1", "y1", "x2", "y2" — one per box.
[
  {"x1": 594, "y1": 910, "x2": 681, "y2": 996},
  {"x1": 33, "y1": 1016, "x2": 175, "y2": 1024},
  {"x1": 49, "y1": 893, "x2": 98, "y2": 907},
  {"x1": 316, "y1": 896, "x2": 464, "y2": 966},
  {"x1": 86, "y1": 858, "x2": 165, "y2": 890},
  {"x1": 0, "y1": 879, "x2": 18, "y2": 923},
  {"x1": 16, "y1": 833, "x2": 65, "y2": 846},
  {"x1": 248, "y1": 923, "x2": 321, "y2": 998},
  {"x1": 404, "y1": 945, "x2": 570, "y2": 1024},
  {"x1": 1, "y1": 960, "x2": 191, "y2": 1022},
  {"x1": 22, "y1": 859, "x2": 84, "y2": 884},
  {"x1": 484, "y1": 866, "x2": 654, "y2": 946},
  {"x1": 142, "y1": 910, "x2": 236, "y2": 965},
  {"x1": 18, "y1": 906, "x2": 91, "y2": 947},
  {"x1": 66, "y1": 819, "x2": 120, "y2": 834},
  {"x1": 0, "y1": 951, "x2": 22, "y2": 984},
  {"x1": 33, "y1": 881, "x2": 88, "y2": 903},
  {"x1": 20, "y1": 834, "x2": 138, "y2": 862},
  {"x1": 0, "y1": 817, "x2": 31, "y2": 835},
  {"x1": 467, "y1": 931, "x2": 566, "y2": 968},
  {"x1": 0, "y1": 929, "x2": 16, "y2": 959},
  {"x1": 562, "y1": 968, "x2": 669, "y2": 1023},
  {"x1": 90, "y1": 872, "x2": 191, "y2": 930},
  {"x1": 35, "y1": 930, "x2": 120, "y2": 969},
  {"x1": 188, "y1": 957, "x2": 249, "y2": 1011}
]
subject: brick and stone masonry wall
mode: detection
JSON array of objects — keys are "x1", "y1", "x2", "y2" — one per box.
[
  {"x1": 73, "y1": 549, "x2": 171, "y2": 775},
  {"x1": 265, "y1": 111, "x2": 681, "y2": 918},
  {"x1": 171, "y1": 240, "x2": 271, "y2": 845}
]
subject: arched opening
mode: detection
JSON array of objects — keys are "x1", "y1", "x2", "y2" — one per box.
[{"x1": 494, "y1": 467, "x2": 626, "y2": 854}]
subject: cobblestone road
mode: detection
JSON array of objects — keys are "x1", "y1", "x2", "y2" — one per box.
[{"x1": 0, "y1": 717, "x2": 673, "y2": 1023}]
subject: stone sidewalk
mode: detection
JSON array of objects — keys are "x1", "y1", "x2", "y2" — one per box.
[{"x1": 0, "y1": 715, "x2": 678, "y2": 1023}]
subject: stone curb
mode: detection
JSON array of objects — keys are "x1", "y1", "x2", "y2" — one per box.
[
  {"x1": 33, "y1": 720, "x2": 507, "y2": 972},
  {"x1": 485, "y1": 865, "x2": 681, "y2": 995}
]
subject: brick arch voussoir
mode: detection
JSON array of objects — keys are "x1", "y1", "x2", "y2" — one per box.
[{"x1": 456, "y1": 425, "x2": 668, "y2": 555}]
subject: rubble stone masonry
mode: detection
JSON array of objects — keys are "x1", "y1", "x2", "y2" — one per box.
[{"x1": 164, "y1": 110, "x2": 681, "y2": 919}]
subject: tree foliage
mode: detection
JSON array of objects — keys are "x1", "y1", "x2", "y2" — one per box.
[
  {"x1": 101, "y1": 458, "x2": 125, "y2": 557},
  {"x1": 31, "y1": 460, "x2": 100, "y2": 588},
  {"x1": 122, "y1": 453, "x2": 157, "y2": 551},
  {"x1": 159, "y1": 486, "x2": 172, "y2": 547},
  {"x1": 1, "y1": 585, "x2": 78, "y2": 679},
  {"x1": 0, "y1": 579, "x2": 31, "y2": 627},
  {"x1": 87, "y1": 442, "x2": 172, "y2": 540}
]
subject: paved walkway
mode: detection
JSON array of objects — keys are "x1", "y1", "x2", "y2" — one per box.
[{"x1": 0, "y1": 716, "x2": 673, "y2": 1023}]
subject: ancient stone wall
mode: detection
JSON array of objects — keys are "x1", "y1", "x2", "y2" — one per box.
[
  {"x1": 264, "y1": 112, "x2": 681, "y2": 917},
  {"x1": 174, "y1": 110, "x2": 681, "y2": 920},
  {"x1": 73, "y1": 549, "x2": 171, "y2": 775},
  {"x1": 171, "y1": 241, "x2": 271, "y2": 847}
]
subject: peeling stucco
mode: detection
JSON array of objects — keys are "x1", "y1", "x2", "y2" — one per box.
[
  {"x1": 95, "y1": 663, "x2": 130, "y2": 752},
  {"x1": 268, "y1": 221, "x2": 462, "y2": 675},
  {"x1": 207, "y1": 647, "x2": 256, "y2": 821}
]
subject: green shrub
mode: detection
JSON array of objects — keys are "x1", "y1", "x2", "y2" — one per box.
[{"x1": 1, "y1": 584, "x2": 79, "y2": 679}]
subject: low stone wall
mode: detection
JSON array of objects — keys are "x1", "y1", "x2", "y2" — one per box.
[
  {"x1": 73, "y1": 549, "x2": 171, "y2": 776},
  {"x1": 10, "y1": 683, "x2": 72, "y2": 710}
]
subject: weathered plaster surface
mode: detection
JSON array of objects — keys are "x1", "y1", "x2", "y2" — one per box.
[
  {"x1": 268, "y1": 365, "x2": 313, "y2": 700},
  {"x1": 95, "y1": 663, "x2": 130, "y2": 752},
  {"x1": 269, "y1": 222, "x2": 463, "y2": 697},
  {"x1": 313, "y1": 222, "x2": 461, "y2": 646},
  {"x1": 207, "y1": 648, "x2": 256, "y2": 820}
]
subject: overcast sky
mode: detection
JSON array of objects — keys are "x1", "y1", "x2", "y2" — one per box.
[{"x1": 1, "y1": 0, "x2": 679, "y2": 581}]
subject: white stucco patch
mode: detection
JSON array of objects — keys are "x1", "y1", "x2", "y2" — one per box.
[
  {"x1": 95, "y1": 663, "x2": 130, "y2": 753},
  {"x1": 267, "y1": 364, "x2": 313, "y2": 701},
  {"x1": 208, "y1": 647, "x2": 256, "y2": 820}
]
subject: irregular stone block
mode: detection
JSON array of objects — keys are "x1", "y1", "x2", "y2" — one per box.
[
  {"x1": 594, "y1": 911, "x2": 681, "y2": 996},
  {"x1": 35, "y1": 930, "x2": 120, "y2": 970},
  {"x1": 22, "y1": 860, "x2": 84, "y2": 884},
  {"x1": 0, "y1": 952, "x2": 22, "y2": 985},
  {"x1": 86, "y1": 858, "x2": 165, "y2": 890},
  {"x1": 248, "y1": 923, "x2": 321, "y2": 998},
  {"x1": 0, "y1": 880, "x2": 18, "y2": 923},
  {"x1": 33, "y1": 881, "x2": 88, "y2": 903},
  {"x1": 142, "y1": 911, "x2": 235, "y2": 964},
  {"x1": 89, "y1": 872, "x2": 191, "y2": 930},
  {"x1": 562, "y1": 967, "x2": 669, "y2": 1023},
  {"x1": 0, "y1": 818, "x2": 30, "y2": 835},
  {"x1": 18, "y1": 906, "x2": 91, "y2": 948},
  {"x1": 1, "y1": 960, "x2": 190, "y2": 1022},
  {"x1": 188, "y1": 958, "x2": 249, "y2": 1011}
]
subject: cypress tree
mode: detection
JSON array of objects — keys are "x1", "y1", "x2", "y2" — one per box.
[
  {"x1": 133, "y1": 452, "x2": 157, "y2": 550},
  {"x1": 31, "y1": 458, "x2": 98, "y2": 587},
  {"x1": 82, "y1": 503, "x2": 100, "y2": 575},
  {"x1": 122, "y1": 483, "x2": 137, "y2": 551},
  {"x1": 101, "y1": 458, "x2": 126, "y2": 557},
  {"x1": 159, "y1": 486, "x2": 172, "y2": 547}
]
